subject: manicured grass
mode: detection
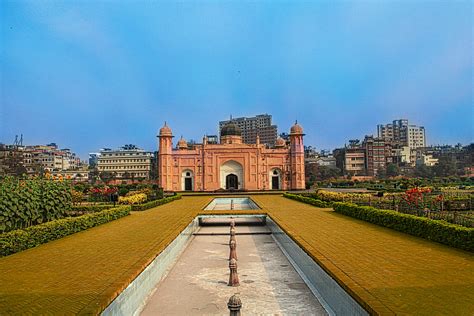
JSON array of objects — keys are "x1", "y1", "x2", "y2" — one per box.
[
  {"x1": 0, "y1": 195, "x2": 473, "y2": 315},
  {"x1": 254, "y1": 195, "x2": 474, "y2": 315}
]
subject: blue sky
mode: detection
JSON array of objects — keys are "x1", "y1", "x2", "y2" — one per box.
[{"x1": 1, "y1": 0, "x2": 472, "y2": 159}]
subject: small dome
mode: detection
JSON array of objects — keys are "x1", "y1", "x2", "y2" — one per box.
[
  {"x1": 275, "y1": 137, "x2": 286, "y2": 147},
  {"x1": 290, "y1": 122, "x2": 304, "y2": 135},
  {"x1": 159, "y1": 122, "x2": 172, "y2": 136},
  {"x1": 221, "y1": 122, "x2": 242, "y2": 137},
  {"x1": 177, "y1": 136, "x2": 187, "y2": 149}
]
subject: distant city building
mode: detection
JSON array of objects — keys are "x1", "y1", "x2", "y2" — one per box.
[
  {"x1": 97, "y1": 144, "x2": 153, "y2": 182},
  {"x1": 344, "y1": 142, "x2": 366, "y2": 176},
  {"x1": 0, "y1": 142, "x2": 82, "y2": 176},
  {"x1": 363, "y1": 136, "x2": 387, "y2": 177},
  {"x1": 89, "y1": 153, "x2": 100, "y2": 168},
  {"x1": 316, "y1": 156, "x2": 336, "y2": 168},
  {"x1": 377, "y1": 119, "x2": 426, "y2": 149},
  {"x1": 206, "y1": 135, "x2": 219, "y2": 145},
  {"x1": 219, "y1": 114, "x2": 278, "y2": 146},
  {"x1": 416, "y1": 154, "x2": 439, "y2": 167}
]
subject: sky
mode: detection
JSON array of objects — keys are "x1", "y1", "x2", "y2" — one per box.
[{"x1": 1, "y1": 0, "x2": 472, "y2": 159}]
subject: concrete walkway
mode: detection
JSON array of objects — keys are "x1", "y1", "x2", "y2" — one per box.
[{"x1": 141, "y1": 224, "x2": 326, "y2": 315}]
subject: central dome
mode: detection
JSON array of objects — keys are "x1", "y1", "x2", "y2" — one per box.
[{"x1": 220, "y1": 122, "x2": 242, "y2": 137}]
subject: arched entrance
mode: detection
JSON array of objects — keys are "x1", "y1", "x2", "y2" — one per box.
[
  {"x1": 270, "y1": 169, "x2": 281, "y2": 190},
  {"x1": 220, "y1": 160, "x2": 243, "y2": 190},
  {"x1": 181, "y1": 170, "x2": 194, "y2": 191},
  {"x1": 226, "y1": 174, "x2": 238, "y2": 190}
]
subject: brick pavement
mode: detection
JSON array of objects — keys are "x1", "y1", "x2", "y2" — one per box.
[{"x1": 0, "y1": 195, "x2": 473, "y2": 315}]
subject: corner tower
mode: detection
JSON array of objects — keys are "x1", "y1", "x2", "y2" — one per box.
[
  {"x1": 158, "y1": 122, "x2": 174, "y2": 190},
  {"x1": 289, "y1": 121, "x2": 305, "y2": 190}
]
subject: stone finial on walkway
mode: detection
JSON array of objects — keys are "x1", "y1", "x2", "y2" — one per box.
[
  {"x1": 228, "y1": 258, "x2": 239, "y2": 286},
  {"x1": 227, "y1": 294, "x2": 242, "y2": 316},
  {"x1": 229, "y1": 239, "x2": 237, "y2": 261},
  {"x1": 229, "y1": 226, "x2": 236, "y2": 246}
]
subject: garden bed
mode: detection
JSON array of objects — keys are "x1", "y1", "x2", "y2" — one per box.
[{"x1": 0, "y1": 205, "x2": 131, "y2": 257}]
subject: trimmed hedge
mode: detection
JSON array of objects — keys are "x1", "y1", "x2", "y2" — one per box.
[
  {"x1": 0, "y1": 205, "x2": 131, "y2": 257},
  {"x1": 70, "y1": 205, "x2": 115, "y2": 213},
  {"x1": 283, "y1": 193, "x2": 330, "y2": 208},
  {"x1": 333, "y1": 202, "x2": 474, "y2": 252},
  {"x1": 131, "y1": 195, "x2": 182, "y2": 211},
  {"x1": 66, "y1": 205, "x2": 116, "y2": 217}
]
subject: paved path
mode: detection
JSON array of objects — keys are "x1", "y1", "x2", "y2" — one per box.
[
  {"x1": 0, "y1": 195, "x2": 472, "y2": 315},
  {"x1": 141, "y1": 224, "x2": 326, "y2": 315}
]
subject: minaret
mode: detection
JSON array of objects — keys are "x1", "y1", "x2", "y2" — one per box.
[
  {"x1": 289, "y1": 121, "x2": 305, "y2": 190},
  {"x1": 158, "y1": 122, "x2": 174, "y2": 191}
]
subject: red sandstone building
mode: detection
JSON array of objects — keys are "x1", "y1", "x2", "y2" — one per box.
[{"x1": 157, "y1": 121, "x2": 305, "y2": 191}]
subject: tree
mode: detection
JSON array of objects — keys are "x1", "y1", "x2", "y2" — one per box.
[
  {"x1": 122, "y1": 171, "x2": 131, "y2": 180},
  {"x1": 433, "y1": 156, "x2": 457, "y2": 177},
  {"x1": 99, "y1": 171, "x2": 113, "y2": 184},
  {"x1": 317, "y1": 166, "x2": 341, "y2": 180},
  {"x1": 89, "y1": 168, "x2": 99, "y2": 184},
  {"x1": 414, "y1": 164, "x2": 433, "y2": 178},
  {"x1": 386, "y1": 163, "x2": 400, "y2": 177}
]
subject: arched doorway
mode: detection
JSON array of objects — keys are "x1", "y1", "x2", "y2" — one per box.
[
  {"x1": 271, "y1": 169, "x2": 281, "y2": 190},
  {"x1": 220, "y1": 160, "x2": 243, "y2": 190},
  {"x1": 226, "y1": 174, "x2": 238, "y2": 190},
  {"x1": 181, "y1": 170, "x2": 194, "y2": 191}
]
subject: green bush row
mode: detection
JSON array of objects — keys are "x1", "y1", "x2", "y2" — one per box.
[
  {"x1": 332, "y1": 202, "x2": 473, "y2": 252},
  {"x1": 131, "y1": 195, "x2": 182, "y2": 211},
  {"x1": 0, "y1": 205, "x2": 131, "y2": 257},
  {"x1": 70, "y1": 205, "x2": 115, "y2": 213},
  {"x1": 283, "y1": 193, "x2": 330, "y2": 208}
]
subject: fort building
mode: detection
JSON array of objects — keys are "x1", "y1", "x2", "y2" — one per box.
[{"x1": 157, "y1": 121, "x2": 305, "y2": 191}]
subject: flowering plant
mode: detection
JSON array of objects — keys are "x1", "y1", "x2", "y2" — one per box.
[{"x1": 401, "y1": 187, "x2": 431, "y2": 209}]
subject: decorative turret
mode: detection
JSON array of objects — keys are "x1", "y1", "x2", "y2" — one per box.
[
  {"x1": 290, "y1": 122, "x2": 304, "y2": 135},
  {"x1": 275, "y1": 137, "x2": 286, "y2": 148},
  {"x1": 158, "y1": 122, "x2": 174, "y2": 190},
  {"x1": 289, "y1": 121, "x2": 305, "y2": 190},
  {"x1": 159, "y1": 122, "x2": 173, "y2": 137},
  {"x1": 177, "y1": 136, "x2": 187, "y2": 150}
]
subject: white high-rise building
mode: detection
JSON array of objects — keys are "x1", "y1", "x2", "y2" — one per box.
[{"x1": 377, "y1": 119, "x2": 426, "y2": 149}]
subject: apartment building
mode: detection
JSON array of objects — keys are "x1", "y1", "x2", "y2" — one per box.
[
  {"x1": 219, "y1": 114, "x2": 278, "y2": 146},
  {"x1": 97, "y1": 144, "x2": 153, "y2": 181},
  {"x1": 363, "y1": 136, "x2": 387, "y2": 177},
  {"x1": 344, "y1": 147, "x2": 366, "y2": 176},
  {"x1": 377, "y1": 119, "x2": 426, "y2": 149}
]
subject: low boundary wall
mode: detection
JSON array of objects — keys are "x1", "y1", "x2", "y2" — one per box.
[
  {"x1": 267, "y1": 217, "x2": 368, "y2": 315},
  {"x1": 101, "y1": 218, "x2": 200, "y2": 316}
]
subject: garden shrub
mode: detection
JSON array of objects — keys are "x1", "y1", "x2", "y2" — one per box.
[
  {"x1": 66, "y1": 205, "x2": 115, "y2": 216},
  {"x1": 131, "y1": 195, "x2": 182, "y2": 211},
  {"x1": 332, "y1": 202, "x2": 473, "y2": 252},
  {"x1": 283, "y1": 193, "x2": 330, "y2": 208},
  {"x1": 0, "y1": 177, "x2": 72, "y2": 233},
  {"x1": 118, "y1": 193, "x2": 147, "y2": 205},
  {"x1": 0, "y1": 205, "x2": 131, "y2": 257}
]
